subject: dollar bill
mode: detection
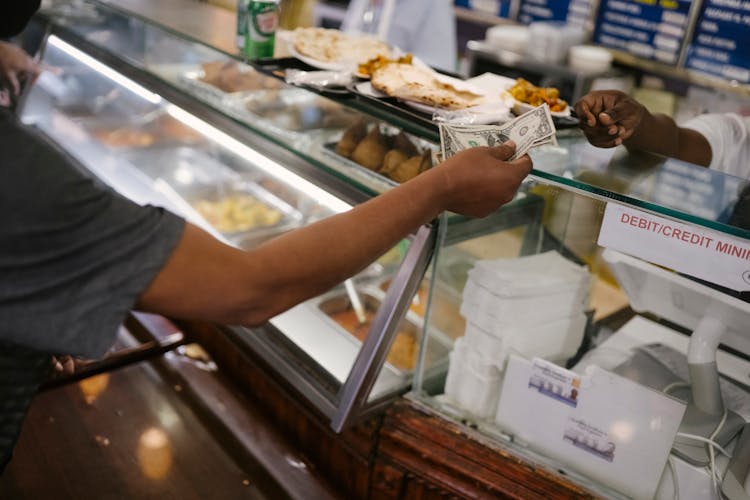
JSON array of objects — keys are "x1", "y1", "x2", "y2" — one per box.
[{"x1": 439, "y1": 103, "x2": 556, "y2": 161}]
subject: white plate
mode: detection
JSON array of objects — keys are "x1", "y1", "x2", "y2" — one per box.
[
  {"x1": 466, "y1": 72, "x2": 571, "y2": 117},
  {"x1": 288, "y1": 42, "x2": 357, "y2": 72},
  {"x1": 354, "y1": 81, "x2": 387, "y2": 98},
  {"x1": 401, "y1": 100, "x2": 438, "y2": 115}
]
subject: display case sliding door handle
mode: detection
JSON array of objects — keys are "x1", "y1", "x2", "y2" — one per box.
[
  {"x1": 40, "y1": 332, "x2": 186, "y2": 391},
  {"x1": 331, "y1": 224, "x2": 436, "y2": 433}
]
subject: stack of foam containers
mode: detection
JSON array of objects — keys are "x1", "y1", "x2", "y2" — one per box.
[{"x1": 443, "y1": 251, "x2": 591, "y2": 419}]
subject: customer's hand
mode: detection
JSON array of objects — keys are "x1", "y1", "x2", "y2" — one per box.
[
  {"x1": 50, "y1": 355, "x2": 78, "y2": 375},
  {"x1": 435, "y1": 141, "x2": 532, "y2": 218},
  {"x1": 575, "y1": 90, "x2": 646, "y2": 148},
  {"x1": 0, "y1": 41, "x2": 40, "y2": 96}
]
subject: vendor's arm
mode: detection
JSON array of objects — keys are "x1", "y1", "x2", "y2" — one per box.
[
  {"x1": 137, "y1": 143, "x2": 531, "y2": 326},
  {"x1": 575, "y1": 90, "x2": 712, "y2": 167}
]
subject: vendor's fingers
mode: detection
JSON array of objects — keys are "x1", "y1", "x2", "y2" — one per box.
[{"x1": 576, "y1": 100, "x2": 596, "y2": 126}]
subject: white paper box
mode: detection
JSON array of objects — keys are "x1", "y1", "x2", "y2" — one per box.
[{"x1": 468, "y1": 251, "x2": 591, "y2": 297}]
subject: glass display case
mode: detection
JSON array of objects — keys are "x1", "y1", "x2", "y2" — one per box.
[
  {"x1": 20, "y1": 2, "x2": 750, "y2": 497},
  {"x1": 21, "y1": 2, "x2": 468, "y2": 430}
]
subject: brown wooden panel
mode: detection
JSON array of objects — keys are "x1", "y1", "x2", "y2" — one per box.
[{"x1": 376, "y1": 400, "x2": 601, "y2": 500}]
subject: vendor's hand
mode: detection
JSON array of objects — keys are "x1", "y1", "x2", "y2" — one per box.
[
  {"x1": 0, "y1": 41, "x2": 40, "y2": 96},
  {"x1": 436, "y1": 141, "x2": 532, "y2": 218},
  {"x1": 575, "y1": 90, "x2": 646, "y2": 148}
]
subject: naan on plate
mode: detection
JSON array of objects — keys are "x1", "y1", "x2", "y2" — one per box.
[{"x1": 371, "y1": 64, "x2": 484, "y2": 110}]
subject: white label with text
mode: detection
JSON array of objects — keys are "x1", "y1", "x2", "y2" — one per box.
[{"x1": 598, "y1": 204, "x2": 750, "y2": 291}]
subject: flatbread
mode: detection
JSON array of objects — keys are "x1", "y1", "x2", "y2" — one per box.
[
  {"x1": 292, "y1": 28, "x2": 390, "y2": 65},
  {"x1": 370, "y1": 64, "x2": 484, "y2": 110}
]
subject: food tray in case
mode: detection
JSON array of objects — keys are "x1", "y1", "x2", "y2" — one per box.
[
  {"x1": 150, "y1": 61, "x2": 286, "y2": 106},
  {"x1": 221, "y1": 88, "x2": 360, "y2": 141},
  {"x1": 314, "y1": 283, "x2": 453, "y2": 376},
  {"x1": 122, "y1": 147, "x2": 303, "y2": 248},
  {"x1": 79, "y1": 111, "x2": 205, "y2": 151},
  {"x1": 320, "y1": 125, "x2": 437, "y2": 189}
]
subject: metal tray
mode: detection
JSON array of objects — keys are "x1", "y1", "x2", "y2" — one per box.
[
  {"x1": 320, "y1": 127, "x2": 437, "y2": 188},
  {"x1": 122, "y1": 147, "x2": 303, "y2": 247},
  {"x1": 222, "y1": 88, "x2": 360, "y2": 140},
  {"x1": 316, "y1": 285, "x2": 452, "y2": 375},
  {"x1": 158, "y1": 60, "x2": 287, "y2": 104},
  {"x1": 79, "y1": 111, "x2": 205, "y2": 151},
  {"x1": 378, "y1": 277, "x2": 465, "y2": 341}
]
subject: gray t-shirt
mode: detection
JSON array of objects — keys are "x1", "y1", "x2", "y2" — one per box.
[{"x1": 0, "y1": 110, "x2": 185, "y2": 358}]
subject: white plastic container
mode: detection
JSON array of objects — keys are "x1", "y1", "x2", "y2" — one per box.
[
  {"x1": 460, "y1": 280, "x2": 589, "y2": 326},
  {"x1": 568, "y1": 45, "x2": 613, "y2": 74},
  {"x1": 525, "y1": 22, "x2": 585, "y2": 65},
  {"x1": 485, "y1": 24, "x2": 530, "y2": 55},
  {"x1": 444, "y1": 337, "x2": 503, "y2": 419},
  {"x1": 461, "y1": 311, "x2": 588, "y2": 365},
  {"x1": 464, "y1": 322, "x2": 506, "y2": 364},
  {"x1": 467, "y1": 251, "x2": 591, "y2": 298}
]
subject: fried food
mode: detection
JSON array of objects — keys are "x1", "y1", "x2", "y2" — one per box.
[
  {"x1": 380, "y1": 149, "x2": 409, "y2": 176},
  {"x1": 200, "y1": 61, "x2": 282, "y2": 93},
  {"x1": 335, "y1": 119, "x2": 367, "y2": 158},
  {"x1": 93, "y1": 128, "x2": 155, "y2": 148},
  {"x1": 193, "y1": 194, "x2": 282, "y2": 233},
  {"x1": 508, "y1": 78, "x2": 568, "y2": 112},
  {"x1": 392, "y1": 131, "x2": 419, "y2": 157},
  {"x1": 156, "y1": 116, "x2": 203, "y2": 142},
  {"x1": 357, "y1": 53, "x2": 413, "y2": 78},
  {"x1": 386, "y1": 150, "x2": 431, "y2": 183},
  {"x1": 351, "y1": 125, "x2": 388, "y2": 171}
]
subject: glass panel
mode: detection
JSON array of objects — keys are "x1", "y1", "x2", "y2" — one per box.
[
  {"x1": 415, "y1": 175, "x2": 750, "y2": 498},
  {"x1": 42, "y1": 1, "x2": 750, "y2": 239},
  {"x1": 21, "y1": 30, "x2": 428, "y2": 417}
]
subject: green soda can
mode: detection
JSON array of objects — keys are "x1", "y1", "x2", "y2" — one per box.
[{"x1": 245, "y1": 0, "x2": 280, "y2": 59}]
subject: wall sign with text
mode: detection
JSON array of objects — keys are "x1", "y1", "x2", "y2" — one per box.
[
  {"x1": 517, "y1": 0, "x2": 595, "y2": 26},
  {"x1": 454, "y1": 0, "x2": 514, "y2": 18},
  {"x1": 593, "y1": 0, "x2": 695, "y2": 64},
  {"x1": 685, "y1": 0, "x2": 750, "y2": 83}
]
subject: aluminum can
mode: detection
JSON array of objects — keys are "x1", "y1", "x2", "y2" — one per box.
[{"x1": 245, "y1": 0, "x2": 279, "y2": 59}]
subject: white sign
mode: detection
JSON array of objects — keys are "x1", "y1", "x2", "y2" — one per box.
[
  {"x1": 496, "y1": 356, "x2": 686, "y2": 500},
  {"x1": 598, "y1": 204, "x2": 750, "y2": 292}
]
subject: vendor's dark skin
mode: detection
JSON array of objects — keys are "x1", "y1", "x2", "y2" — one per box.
[{"x1": 575, "y1": 90, "x2": 713, "y2": 167}]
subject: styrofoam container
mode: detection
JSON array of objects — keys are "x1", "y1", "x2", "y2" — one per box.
[
  {"x1": 460, "y1": 279, "x2": 589, "y2": 325},
  {"x1": 464, "y1": 322, "x2": 506, "y2": 364},
  {"x1": 460, "y1": 311, "x2": 588, "y2": 365},
  {"x1": 444, "y1": 337, "x2": 503, "y2": 419},
  {"x1": 569, "y1": 45, "x2": 613, "y2": 73},
  {"x1": 485, "y1": 25, "x2": 530, "y2": 54},
  {"x1": 525, "y1": 22, "x2": 586, "y2": 65},
  {"x1": 467, "y1": 251, "x2": 591, "y2": 298}
]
